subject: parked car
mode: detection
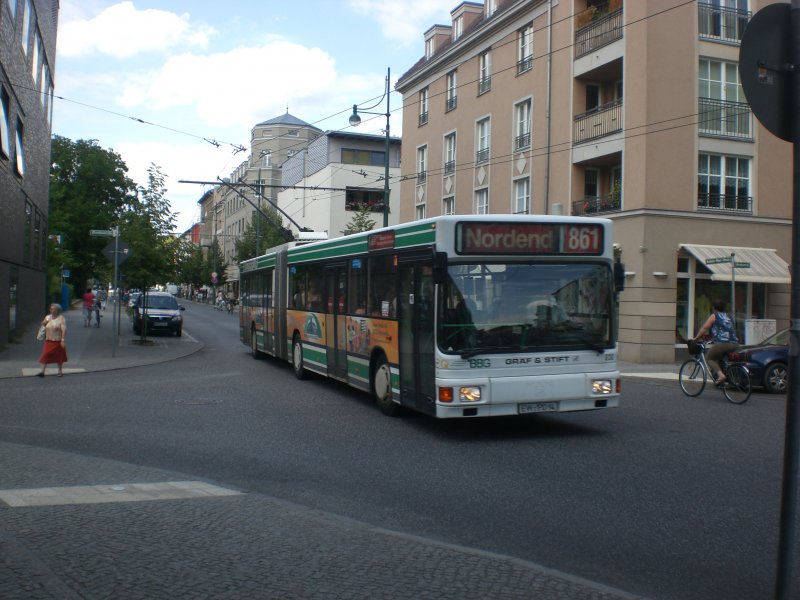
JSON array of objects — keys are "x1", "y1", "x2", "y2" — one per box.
[
  {"x1": 127, "y1": 291, "x2": 141, "y2": 308},
  {"x1": 729, "y1": 328, "x2": 788, "y2": 394},
  {"x1": 133, "y1": 291, "x2": 184, "y2": 336}
]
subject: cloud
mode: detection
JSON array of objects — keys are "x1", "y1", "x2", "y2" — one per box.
[
  {"x1": 115, "y1": 40, "x2": 352, "y2": 131},
  {"x1": 346, "y1": 0, "x2": 455, "y2": 46},
  {"x1": 58, "y1": 1, "x2": 216, "y2": 59}
]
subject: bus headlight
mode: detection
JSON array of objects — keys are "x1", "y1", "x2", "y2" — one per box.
[
  {"x1": 459, "y1": 386, "x2": 482, "y2": 402},
  {"x1": 592, "y1": 379, "x2": 613, "y2": 395}
]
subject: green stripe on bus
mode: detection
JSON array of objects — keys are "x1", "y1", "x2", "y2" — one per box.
[
  {"x1": 347, "y1": 356, "x2": 370, "y2": 381},
  {"x1": 303, "y1": 344, "x2": 327, "y2": 365}
]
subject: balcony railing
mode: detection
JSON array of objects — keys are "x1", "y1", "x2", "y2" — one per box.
[
  {"x1": 418, "y1": 112, "x2": 428, "y2": 126},
  {"x1": 444, "y1": 160, "x2": 456, "y2": 175},
  {"x1": 446, "y1": 95, "x2": 457, "y2": 111},
  {"x1": 698, "y1": 97, "x2": 752, "y2": 139},
  {"x1": 517, "y1": 55, "x2": 533, "y2": 74},
  {"x1": 476, "y1": 148, "x2": 490, "y2": 164},
  {"x1": 478, "y1": 76, "x2": 491, "y2": 95},
  {"x1": 417, "y1": 170, "x2": 427, "y2": 184},
  {"x1": 575, "y1": 4, "x2": 623, "y2": 59},
  {"x1": 698, "y1": 3, "x2": 750, "y2": 44},
  {"x1": 572, "y1": 193, "x2": 621, "y2": 216},
  {"x1": 698, "y1": 192, "x2": 752, "y2": 214},
  {"x1": 574, "y1": 98, "x2": 622, "y2": 144},
  {"x1": 515, "y1": 132, "x2": 531, "y2": 151}
]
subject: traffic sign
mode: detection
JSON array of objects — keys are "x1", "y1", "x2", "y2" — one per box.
[
  {"x1": 89, "y1": 229, "x2": 114, "y2": 236},
  {"x1": 102, "y1": 241, "x2": 131, "y2": 264}
]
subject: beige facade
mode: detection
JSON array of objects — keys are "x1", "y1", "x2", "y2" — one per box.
[{"x1": 396, "y1": 0, "x2": 792, "y2": 363}]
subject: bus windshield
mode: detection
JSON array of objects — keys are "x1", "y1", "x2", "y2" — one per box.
[{"x1": 439, "y1": 263, "x2": 613, "y2": 356}]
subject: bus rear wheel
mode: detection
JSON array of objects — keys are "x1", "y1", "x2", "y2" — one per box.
[
  {"x1": 372, "y1": 354, "x2": 401, "y2": 416},
  {"x1": 292, "y1": 335, "x2": 307, "y2": 380}
]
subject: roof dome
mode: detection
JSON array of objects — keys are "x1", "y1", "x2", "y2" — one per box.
[{"x1": 255, "y1": 111, "x2": 320, "y2": 130}]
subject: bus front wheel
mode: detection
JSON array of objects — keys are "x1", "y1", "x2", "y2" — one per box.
[
  {"x1": 372, "y1": 354, "x2": 400, "y2": 416},
  {"x1": 292, "y1": 335, "x2": 307, "y2": 380}
]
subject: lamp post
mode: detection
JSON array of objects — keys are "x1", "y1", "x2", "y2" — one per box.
[{"x1": 349, "y1": 67, "x2": 391, "y2": 228}]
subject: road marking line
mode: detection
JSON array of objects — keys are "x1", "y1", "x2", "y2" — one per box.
[{"x1": 0, "y1": 481, "x2": 242, "y2": 507}]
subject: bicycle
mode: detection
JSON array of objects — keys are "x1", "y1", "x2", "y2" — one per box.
[{"x1": 678, "y1": 340, "x2": 752, "y2": 404}]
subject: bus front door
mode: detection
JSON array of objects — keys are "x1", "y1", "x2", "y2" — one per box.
[
  {"x1": 399, "y1": 263, "x2": 436, "y2": 414},
  {"x1": 326, "y1": 266, "x2": 347, "y2": 380}
]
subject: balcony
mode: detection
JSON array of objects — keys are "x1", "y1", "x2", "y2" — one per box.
[
  {"x1": 574, "y1": 98, "x2": 622, "y2": 145},
  {"x1": 572, "y1": 192, "x2": 621, "y2": 216},
  {"x1": 444, "y1": 160, "x2": 455, "y2": 175},
  {"x1": 476, "y1": 148, "x2": 490, "y2": 164},
  {"x1": 418, "y1": 112, "x2": 428, "y2": 126},
  {"x1": 517, "y1": 56, "x2": 533, "y2": 75},
  {"x1": 698, "y1": 2, "x2": 750, "y2": 44},
  {"x1": 446, "y1": 96, "x2": 457, "y2": 112},
  {"x1": 575, "y1": 1, "x2": 623, "y2": 59},
  {"x1": 698, "y1": 192, "x2": 752, "y2": 214},
  {"x1": 417, "y1": 171, "x2": 427, "y2": 184},
  {"x1": 515, "y1": 132, "x2": 531, "y2": 152},
  {"x1": 698, "y1": 98, "x2": 752, "y2": 140},
  {"x1": 478, "y1": 76, "x2": 491, "y2": 95}
]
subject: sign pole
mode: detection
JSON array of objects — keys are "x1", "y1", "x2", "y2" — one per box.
[{"x1": 111, "y1": 227, "x2": 119, "y2": 358}]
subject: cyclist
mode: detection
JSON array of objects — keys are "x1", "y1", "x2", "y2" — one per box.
[{"x1": 694, "y1": 299, "x2": 739, "y2": 385}]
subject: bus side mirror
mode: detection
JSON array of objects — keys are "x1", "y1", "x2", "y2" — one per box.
[
  {"x1": 614, "y1": 261, "x2": 625, "y2": 293},
  {"x1": 433, "y1": 252, "x2": 448, "y2": 284}
]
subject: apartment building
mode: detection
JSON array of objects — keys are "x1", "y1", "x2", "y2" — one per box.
[
  {"x1": 395, "y1": 0, "x2": 791, "y2": 363},
  {"x1": 278, "y1": 131, "x2": 401, "y2": 237},
  {"x1": 0, "y1": 0, "x2": 58, "y2": 347},
  {"x1": 216, "y1": 112, "x2": 322, "y2": 285}
]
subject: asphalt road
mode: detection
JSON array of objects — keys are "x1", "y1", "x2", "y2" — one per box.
[{"x1": 1, "y1": 301, "x2": 797, "y2": 600}]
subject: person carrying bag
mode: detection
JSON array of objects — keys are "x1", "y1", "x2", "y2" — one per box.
[{"x1": 36, "y1": 303, "x2": 68, "y2": 377}]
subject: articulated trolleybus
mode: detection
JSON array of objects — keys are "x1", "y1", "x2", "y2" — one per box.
[{"x1": 240, "y1": 215, "x2": 625, "y2": 418}]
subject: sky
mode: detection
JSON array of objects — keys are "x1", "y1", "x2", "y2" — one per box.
[{"x1": 53, "y1": 0, "x2": 457, "y2": 233}]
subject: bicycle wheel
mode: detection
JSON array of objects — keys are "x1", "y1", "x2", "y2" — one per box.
[
  {"x1": 723, "y1": 364, "x2": 752, "y2": 405},
  {"x1": 679, "y1": 358, "x2": 706, "y2": 397}
]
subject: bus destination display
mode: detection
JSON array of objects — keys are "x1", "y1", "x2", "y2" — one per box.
[{"x1": 456, "y1": 222, "x2": 603, "y2": 255}]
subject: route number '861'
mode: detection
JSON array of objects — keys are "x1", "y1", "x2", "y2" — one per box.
[
  {"x1": 565, "y1": 225, "x2": 601, "y2": 253},
  {"x1": 469, "y1": 358, "x2": 491, "y2": 369}
]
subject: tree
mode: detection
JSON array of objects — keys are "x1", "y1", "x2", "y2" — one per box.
[
  {"x1": 49, "y1": 136, "x2": 137, "y2": 297},
  {"x1": 234, "y1": 206, "x2": 288, "y2": 261},
  {"x1": 341, "y1": 203, "x2": 376, "y2": 236}
]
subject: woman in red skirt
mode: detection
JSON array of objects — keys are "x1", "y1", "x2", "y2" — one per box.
[{"x1": 37, "y1": 303, "x2": 67, "y2": 377}]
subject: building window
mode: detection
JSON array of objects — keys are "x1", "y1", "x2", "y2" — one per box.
[
  {"x1": 21, "y1": 0, "x2": 31, "y2": 54},
  {"x1": 698, "y1": 153, "x2": 752, "y2": 213},
  {"x1": 514, "y1": 178, "x2": 530, "y2": 214},
  {"x1": 0, "y1": 88, "x2": 10, "y2": 159},
  {"x1": 416, "y1": 204, "x2": 426, "y2": 220},
  {"x1": 23, "y1": 201, "x2": 32, "y2": 263},
  {"x1": 261, "y1": 151, "x2": 271, "y2": 167},
  {"x1": 444, "y1": 133, "x2": 456, "y2": 175},
  {"x1": 446, "y1": 70, "x2": 458, "y2": 111},
  {"x1": 287, "y1": 129, "x2": 299, "y2": 137},
  {"x1": 475, "y1": 188, "x2": 489, "y2": 214},
  {"x1": 417, "y1": 145, "x2": 427, "y2": 184},
  {"x1": 698, "y1": 0, "x2": 750, "y2": 43},
  {"x1": 443, "y1": 196, "x2": 455, "y2": 215},
  {"x1": 30, "y1": 32, "x2": 40, "y2": 85},
  {"x1": 453, "y1": 15, "x2": 463, "y2": 40},
  {"x1": 6, "y1": 0, "x2": 16, "y2": 21},
  {"x1": 698, "y1": 58, "x2": 751, "y2": 138},
  {"x1": 478, "y1": 51, "x2": 491, "y2": 95},
  {"x1": 346, "y1": 187, "x2": 385, "y2": 212},
  {"x1": 33, "y1": 208, "x2": 41, "y2": 267},
  {"x1": 518, "y1": 24, "x2": 533, "y2": 73},
  {"x1": 476, "y1": 118, "x2": 490, "y2": 164},
  {"x1": 425, "y1": 37, "x2": 433, "y2": 59},
  {"x1": 14, "y1": 119, "x2": 25, "y2": 176},
  {"x1": 515, "y1": 99, "x2": 531, "y2": 151},
  {"x1": 584, "y1": 168, "x2": 599, "y2": 199},
  {"x1": 419, "y1": 87, "x2": 429, "y2": 126},
  {"x1": 342, "y1": 148, "x2": 385, "y2": 166}
]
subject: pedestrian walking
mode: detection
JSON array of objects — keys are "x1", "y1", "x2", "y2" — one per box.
[
  {"x1": 82, "y1": 287, "x2": 95, "y2": 326},
  {"x1": 37, "y1": 303, "x2": 67, "y2": 377},
  {"x1": 94, "y1": 297, "x2": 102, "y2": 327}
]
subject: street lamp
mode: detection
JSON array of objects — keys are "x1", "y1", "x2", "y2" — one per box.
[{"x1": 349, "y1": 67, "x2": 391, "y2": 228}]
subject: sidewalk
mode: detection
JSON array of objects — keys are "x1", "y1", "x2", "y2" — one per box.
[{"x1": 0, "y1": 301, "x2": 203, "y2": 379}]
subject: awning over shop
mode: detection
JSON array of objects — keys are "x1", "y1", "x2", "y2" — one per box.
[{"x1": 679, "y1": 244, "x2": 791, "y2": 284}]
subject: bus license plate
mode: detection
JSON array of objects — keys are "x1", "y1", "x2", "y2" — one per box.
[{"x1": 518, "y1": 401, "x2": 559, "y2": 414}]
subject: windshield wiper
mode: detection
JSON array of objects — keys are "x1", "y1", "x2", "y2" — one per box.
[{"x1": 460, "y1": 345, "x2": 523, "y2": 359}]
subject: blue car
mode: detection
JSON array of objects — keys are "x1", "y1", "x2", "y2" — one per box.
[{"x1": 729, "y1": 328, "x2": 788, "y2": 394}]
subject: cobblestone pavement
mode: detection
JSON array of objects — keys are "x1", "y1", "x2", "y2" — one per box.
[{"x1": 0, "y1": 442, "x2": 646, "y2": 599}]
